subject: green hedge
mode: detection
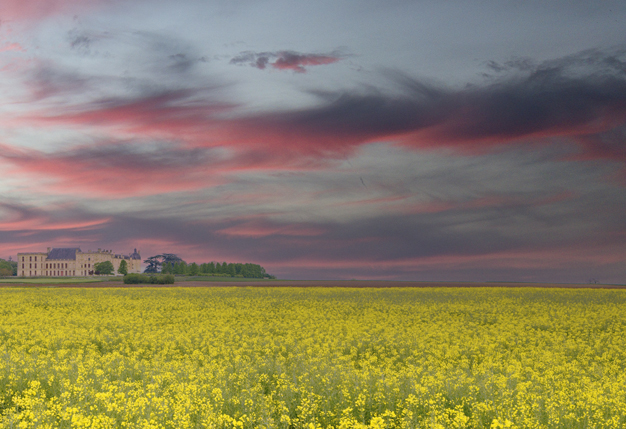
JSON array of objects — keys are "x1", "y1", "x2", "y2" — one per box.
[{"x1": 123, "y1": 273, "x2": 175, "y2": 284}]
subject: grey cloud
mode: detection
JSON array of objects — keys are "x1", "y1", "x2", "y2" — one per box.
[
  {"x1": 485, "y1": 48, "x2": 626, "y2": 77},
  {"x1": 229, "y1": 51, "x2": 274, "y2": 69},
  {"x1": 59, "y1": 141, "x2": 222, "y2": 170},
  {"x1": 2, "y1": 139, "x2": 223, "y2": 172},
  {"x1": 70, "y1": 34, "x2": 91, "y2": 50},
  {"x1": 28, "y1": 64, "x2": 91, "y2": 101},
  {"x1": 244, "y1": 48, "x2": 626, "y2": 160},
  {"x1": 168, "y1": 53, "x2": 196, "y2": 73}
]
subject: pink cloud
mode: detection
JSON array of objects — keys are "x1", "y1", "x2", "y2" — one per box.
[
  {"x1": 0, "y1": 142, "x2": 227, "y2": 197},
  {"x1": 0, "y1": 43, "x2": 24, "y2": 52},
  {"x1": 0, "y1": 202, "x2": 110, "y2": 233},
  {"x1": 0, "y1": 0, "x2": 104, "y2": 21},
  {"x1": 272, "y1": 52, "x2": 340, "y2": 73},
  {"x1": 230, "y1": 50, "x2": 342, "y2": 73}
]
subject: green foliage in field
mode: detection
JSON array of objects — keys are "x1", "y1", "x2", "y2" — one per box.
[
  {"x1": 0, "y1": 288, "x2": 625, "y2": 428},
  {"x1": 123, "y1": 273, "x2": 175, "y2": 284}
]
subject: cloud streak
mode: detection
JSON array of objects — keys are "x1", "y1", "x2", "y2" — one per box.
[
  {"x1": 17, "y1": 48, "x2": 625, "y2": 165},
  {"x1": 230, "y1": 50, "x2": 342, "y2": 73},
  {"x1": 244, "y1": 49, "x2": 626, "y2": 158},
  {"x1": 0, "y1": 141, "x2": 228, "y2": 197}
]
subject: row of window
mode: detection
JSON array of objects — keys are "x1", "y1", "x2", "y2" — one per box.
[
  {"x1": 48, "y1": 263, "x2": 69, "y2": 269},
  {"x1": 45, "y1": 270, "x2": 76, "y2": 276},
  {"x1": 21, "y1": 257, "x2": 93, "y2": 263},
  {"x1": 23, "y1": 263, "x2": 74, "y2": 269},
  {"x1": 22, "y1": 270, "x2": 87, "y2": 277}
]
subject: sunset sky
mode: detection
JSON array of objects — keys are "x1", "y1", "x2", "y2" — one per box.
[{"x1": 1, "y1": 0, "x2": 625, "y2": 282}]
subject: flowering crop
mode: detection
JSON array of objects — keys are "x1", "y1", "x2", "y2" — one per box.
[{"x1": 0, "y1": 287, "x2": 625, "y2": 428}]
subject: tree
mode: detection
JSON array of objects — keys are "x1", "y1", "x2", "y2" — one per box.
[
  {"x1": 94, "y1": 261, "x2": 114, "y2": 275},
  {"x1": 161, "y1": 253, "x2": 183, "y2": 266},
  {"x1": 6, "y1": 259, "x2": 17, "y2": 276},
  {"x1": 118, "y1": 260, "x2": 128, "y2": 275},
  {"x1": 143, "y1": 255, "x2": 162, "y2": 273},
  {"x1": 227, "y1": 263, "x2": 236, "y2": 277},
  {"x1": 188, "y1": 262, "x2": 199, "y2": 276},
  {"x1": 143, "y1": 253, "x2": 185, "y2": 273},
  {"x1": 0, "y1": 259, "x2": 12, "y2": 277}
]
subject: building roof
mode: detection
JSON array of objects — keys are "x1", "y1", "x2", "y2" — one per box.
[
  {"x1": 47, "y1": 248, "x2": 81, "y2": 260},
  {"x1": 130, "y1": 248, "x2": 141, "y2": 260}
]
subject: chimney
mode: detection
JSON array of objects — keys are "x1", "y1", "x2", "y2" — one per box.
[{"x1": 47, "y1": 247, "x2": 51, "y2": 253}]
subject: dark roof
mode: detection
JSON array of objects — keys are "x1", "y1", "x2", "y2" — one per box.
[
  {"x1": 47, "y1": 248, "x2": 81, "y2": 260},
  {"x1": 130, "y1": 248, "x2": 141, "y2": 260}
]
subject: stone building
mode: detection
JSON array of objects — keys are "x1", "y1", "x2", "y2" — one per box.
[{"x1": 17, "y1": 248, "x2": 142, "y2": 277}]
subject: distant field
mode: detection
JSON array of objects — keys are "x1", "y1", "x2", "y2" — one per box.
[
  {"x1": 1, "y1": 287, "x2": 625, "y2": 428},
  {"x1": 0, "y1": 276, "x2": 121, "y2": 284}
]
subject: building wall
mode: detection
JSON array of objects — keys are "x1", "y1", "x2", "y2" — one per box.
[
  {"x1": 17, "y1": 248, "x2": 142, "y2": 277},
  {"x1": 17, "y1": 253, "x2": 48, "y2": 277}
]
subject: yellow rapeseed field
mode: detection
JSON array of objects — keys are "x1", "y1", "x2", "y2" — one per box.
[{"x1": 0, "y1": 287, "x2": 625, "y2": 428}]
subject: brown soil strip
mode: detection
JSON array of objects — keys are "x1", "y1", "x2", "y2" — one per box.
[{"x1": 2, "y1": 280, "x2": 624, "y2": 288}]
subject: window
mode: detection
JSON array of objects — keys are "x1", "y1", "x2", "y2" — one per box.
[
  {"x1": 35, "y1": 264, "x2": 37, "y2": 268},
  {"x1": 30, "y1": 256, "x2": 32, "y2": 261},
  {"x1": 35, "y1": 256, "x2": 37, "y2": 261},
  {"x1": 22, "y1": 256, "x2": 24, "y2": 261},
  {"x1": 22, "y1": 264, "x2": 24, "y2": 269},
  {"x1": 30, "y1": 264, "x2": 32, "y2": 268}
]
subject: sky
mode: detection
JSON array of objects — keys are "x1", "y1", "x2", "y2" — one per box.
[{"x1": 1, "y1": 0, "x2": 625, "y2": 283}]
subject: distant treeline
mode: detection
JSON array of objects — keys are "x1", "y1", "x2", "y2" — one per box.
[
  {"x1": 161, "y1": 261, "x2": 271, "y2": 278},
  {"x1": 143, "y1": 254, "x2": 273, "y2": 279}
]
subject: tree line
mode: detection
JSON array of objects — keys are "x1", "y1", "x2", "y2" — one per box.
[{"x1": 143, "y1": 254, "x2": 273, "y2": 279}]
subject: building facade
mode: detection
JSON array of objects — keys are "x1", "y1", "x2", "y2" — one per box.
[{"x1": 17, "y1": 248, "x2": 142, "y2": 277}]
